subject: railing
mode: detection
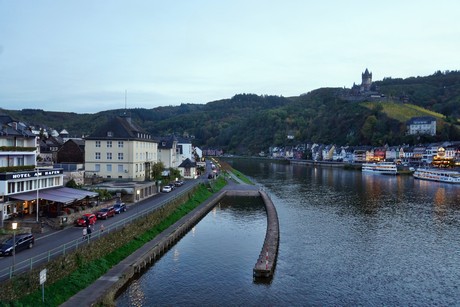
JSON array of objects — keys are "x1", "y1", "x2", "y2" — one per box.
[{"x1": 0, "y1": 182, "x2": 198, "y2": 281}]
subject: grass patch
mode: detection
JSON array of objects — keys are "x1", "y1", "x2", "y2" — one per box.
[
  {"x1": 214, "y1": 158, "x2": 254, "y2": 185},
  {"x1": 4, "y1": 177, "x2": 227, "y2": 306},
  {"x1": 230, "y1": 168, "x2": 254, "y2": 184},
  {"x1": 361, "y1": 101, "x2": 445, "y2": 123}
]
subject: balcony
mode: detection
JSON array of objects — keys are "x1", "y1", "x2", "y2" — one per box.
[
  {"x1": 0, "y1": 165, "x2": 36, "y2": 173},
  {"x1": 0, "y1": 146, "x2": 37, "y2": 152}
]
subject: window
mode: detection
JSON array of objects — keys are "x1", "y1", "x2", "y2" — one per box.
[
  {"x1": 118, "y1": 141, "x2": 124, "y2": 148},
  {"x1": 107, "y1": 141, "x2": 112, "y2": 148},
  {"x1": 118, "y1": 165, "x2": 123, "y2": 173},
  {"x1": 8, "y1": 182, "x2": 15, "y2": 193},
  {"x1": 118, "y1": 153, "x2": 124, "y2": 160},
  {"x1": 95, "y1": 164, "x2": 100, "y2": 172},
  {"x1": 107, "y1": 131, "x2": 113, "y2": 137},
  {"x1": 96, "y1": 141, "x2": 101, "y2": 147},
  {"x1": 106, "y1": 164, "x2": 112, "y2": 172},
  {"x1": 107, "y1": 152, "x2": 112, "y2": 160},
  {"x1": 95, "y1": 152, "x2": 101, "y2": 160}
]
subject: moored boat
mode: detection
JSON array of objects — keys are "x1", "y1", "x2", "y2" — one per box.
[
  {"x1": 413, "y1": 168, "x2": 460, "y2": 184},
  {"x1": 362, "y1": 162, "x2": 398, "y2": 175}
]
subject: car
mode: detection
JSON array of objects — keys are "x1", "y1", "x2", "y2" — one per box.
[
  {"x1": 161, "y1": 185, "x2": 172, "y2": 193},
  {"x1": 113, "y1": 203, "x2": 127, "y2": 214},
  {"x1": 95, "y1": 207, "x2": 116, "y2": 220},
  {"x1": 174, "y1": 180, "x2": 184, "y2": 187},
  {"x1": 0, "y1": 233, "x2": 35, "y2": 256},
  {"x1": 76, "y1": 213, "x2": 97, "y2": 226}
]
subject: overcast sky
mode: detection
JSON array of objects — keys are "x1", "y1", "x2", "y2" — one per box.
[{"x1": 1, "y1": 0, "x2": 459, "y2": 114}]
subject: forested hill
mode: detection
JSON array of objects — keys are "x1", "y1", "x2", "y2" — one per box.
[{"x1": 2, "y1": 71, "x2": 460, "y2": 155}]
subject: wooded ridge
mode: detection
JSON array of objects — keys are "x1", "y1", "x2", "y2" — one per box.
[{"x1": 2, "y1": 70, "x2": 460, "y2": 155}]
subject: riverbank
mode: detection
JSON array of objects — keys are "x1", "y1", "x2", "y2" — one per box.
[
  {"x1": 3, "y1": 179, "x2": 226, "y2": 305},
  {"x1": 65, "y1": 183, "x2": 275, "y2": 306}
]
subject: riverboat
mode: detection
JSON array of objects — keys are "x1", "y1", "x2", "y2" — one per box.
[
  {"x1": 361, "y1": 162, "x2": 398, "y2": 175},
  {"x1": 413, "y1": 168, "x2": 460, "y2": 184}
]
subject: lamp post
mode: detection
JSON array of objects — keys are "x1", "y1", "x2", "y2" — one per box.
[
  {"x1": 36, "y1": 168, "x2": 40, "y2": 222},
  {"x1": 12, "y1": 222, "x2": 17, "y2": 274}
]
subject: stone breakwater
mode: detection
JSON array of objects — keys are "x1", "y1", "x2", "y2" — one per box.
[{"x1": 253, "y1": 190, "x2": 279, "y2": 279}]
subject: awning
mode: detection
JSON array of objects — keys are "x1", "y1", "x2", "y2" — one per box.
[
  {"x1": 9, "y1": 191, "x2": 37, "y2": 201},
  {"x1": 10, "y1": 187, "x2": 99, "y2": 205}
]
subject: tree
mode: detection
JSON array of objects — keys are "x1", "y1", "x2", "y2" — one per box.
[
  {"x1": 151, "y1": 162, "x2": 165, "y2": 181},
  {"x1": 361, "y1": 115, "x2": 377, "y2": 143}
]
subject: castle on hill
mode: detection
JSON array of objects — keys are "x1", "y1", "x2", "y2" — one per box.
[{"x1": 342, "y1": 68, "x2": 385, "y2": 102}]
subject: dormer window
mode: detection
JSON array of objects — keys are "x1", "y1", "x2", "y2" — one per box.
[{"x1": 107, "y1": 131, "x2": 113, "y2": 137}]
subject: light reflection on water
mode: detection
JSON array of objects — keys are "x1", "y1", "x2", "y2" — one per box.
[{"x1": 117, "y1": 161, "x2": 460, "y2": 306}]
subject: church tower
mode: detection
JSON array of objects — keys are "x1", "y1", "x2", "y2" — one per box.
[{"x1": 361, "y1": 68, "x2": 372, "y2": 92}]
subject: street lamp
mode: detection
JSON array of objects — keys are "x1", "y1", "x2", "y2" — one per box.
[
  {"x1": 136, "y1": 190, "x2": 140, "y2": 202},
  {"x1": 12, "y1": 222, "x2": 17, "y2": 273},
  {"x1": 36, "y1": 168, "x2": 40, "y2": 222}
]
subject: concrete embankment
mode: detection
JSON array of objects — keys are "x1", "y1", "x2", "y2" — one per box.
[
  {"x1": 253, "y1": 190, "x2": 279, "y2": 279},
  {"x1": 63, "y1": 185, "x2": 278, "y2": 306}
]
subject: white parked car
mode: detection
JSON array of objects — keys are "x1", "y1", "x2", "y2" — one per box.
[{"x1": 161, "y1": 185, "x2": 172, "y2": 193}]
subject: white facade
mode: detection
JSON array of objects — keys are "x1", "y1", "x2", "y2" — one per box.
[
  {"x1": 158, "y1": 137, "x2": 179, "y2": 169},
  {"x1": 407, "y1": 117, "x2": 436, "y2": 136},
  {"x1": 85, "y1": 139, "x2": 158, "y2": 181},
  {"x1": 84, "y1": 115, "x2": 158, "y2": 181},
  {"x1": 0, "y1": 119, "x2": 64, "y2": 221},
  {"x1": 177, "y1": 140, "x2": 194, "y2": 162},
  {"x1": 1, "y1": 168, "x2": 64, "y2": 221}
]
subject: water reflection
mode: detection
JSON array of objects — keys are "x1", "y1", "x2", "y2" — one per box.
[
  {"x1": 117, "y1": 160, "x2": 460, "y2": 306},
  {"x1": 125, "y1": 279, "x2": 145, "y2": 307}
]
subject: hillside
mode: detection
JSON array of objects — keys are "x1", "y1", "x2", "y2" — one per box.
[{"x1": 2, "y1": 71, "x2": 460, "y2": 155}]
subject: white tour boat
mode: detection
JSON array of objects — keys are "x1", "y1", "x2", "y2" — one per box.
[
  {"x1": 413, "y1": 168, "x2": 460, "y2": 184},
  {"x1": 362, "y1": 162, "x2": 398, "y2": 175}
]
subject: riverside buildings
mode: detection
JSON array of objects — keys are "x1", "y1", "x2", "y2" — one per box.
[{"x1": 0, "y1": 115, "x2": 66, "y2": 226}]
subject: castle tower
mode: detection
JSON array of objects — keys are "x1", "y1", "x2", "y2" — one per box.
[{"x1": 361, "y1": 68, "x2": 372, "y2": 92}]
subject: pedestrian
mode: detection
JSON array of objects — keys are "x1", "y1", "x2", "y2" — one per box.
[
  {"x1": 82, "y1": 226, "x2": 87, "y2": 240},
  {"x1": 87, "y1": 225, "x2": 92, "y2": 238},
  {"x1": 100, "y1": 224, "x2": 105, "y2": 232}
]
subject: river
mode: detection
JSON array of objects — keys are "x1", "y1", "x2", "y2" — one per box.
[{"x1": 116, "y1": 159, "x2": 460, "y2": 306}]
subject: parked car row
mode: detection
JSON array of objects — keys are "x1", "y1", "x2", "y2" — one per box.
[
  {"x1": 76, "y1": 203, "x2": 127, "y2": 226},
  {"x1": 161, "y1": 180, "x2": 185, "y2": 193}
]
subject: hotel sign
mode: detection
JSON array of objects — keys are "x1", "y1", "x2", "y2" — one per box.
[{"x1": 0, "y1": 169, "x2": 64, "y2": 180}]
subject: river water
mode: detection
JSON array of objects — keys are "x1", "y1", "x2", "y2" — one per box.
[{"x1": 116, "y1": 159, "x2": 460, "y2": 306}]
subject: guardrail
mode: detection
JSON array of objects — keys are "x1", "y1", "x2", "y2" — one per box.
[{"x1": 0, "y1": 182, "x2": 198, "y2": 281}]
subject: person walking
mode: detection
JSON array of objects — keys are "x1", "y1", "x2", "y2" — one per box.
[
  {"x1": 87, "y1": 225, "x2": 92, "y2": 239},
  {"x1": 82, "y1": 226, "x2": 87, "y2": 240}
]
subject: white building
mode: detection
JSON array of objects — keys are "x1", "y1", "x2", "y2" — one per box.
[
  {"x1": 157, "y1": 136, "x2": 179, "y2": 169},
  {"x1": 407, "y1": 116, "x2": 437, "y2": 136},
  {"x1": 177, "y1": 137, "x2": 194, "y2": 162},
  {"x1": 0, "y1": 116, "x2": 66, "y2": 223},
  {"x1": 84, "y1": 114, "x2": 158, "y2": 181}
]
